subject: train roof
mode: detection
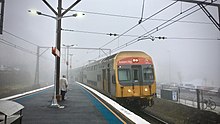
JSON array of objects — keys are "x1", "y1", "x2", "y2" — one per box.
[
  {"x1": 101, "y1": 53, "x2": 117, "y2": 62},
  {"x1": 83, "y1": 51, "x2": 152, "y2": 67},
  {"x1": 102, "y1": 51, "x2": 151, "y2": 61}
]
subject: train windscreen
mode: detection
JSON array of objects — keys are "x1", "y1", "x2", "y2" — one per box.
[
  {"x1": 118, "y1": 69, "x2": 131, "y2": 81},
  {"x1": 143, "y1": 66, "x2": 154, "y2": 83},
  {"x1": 143, "y1": 68, "x2": 153, "y2": 80},
  {"x1": 118, "y1": 64, "x2": 154, "y2": 85}
]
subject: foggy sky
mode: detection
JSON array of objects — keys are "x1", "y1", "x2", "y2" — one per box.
[{"x1": 1, "y1": 0, "x2": 220, "y2": 87}]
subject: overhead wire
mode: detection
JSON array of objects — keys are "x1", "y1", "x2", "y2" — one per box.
[
  {"x1": 0, "y1": 38, "x2": 37, "y2": 55},
  {"x1": 65, "y1": 0, "x2": 217, "y2": 66},
  {"x1": 111, "y1": 1, "x2": 210, "y2": 53},
  {"x1": 70, "y1": 9, "x2": 212, "y2": 25},
  {"x1": 1, "y1": 30, "x2": 54, "y2": 62},
  {"x1": 3, "y1": 30, "x2": 39, "y2": 47},
  {"x1": 64, "y1": 0, "x2": 216, "y2": 63},
  {"x1": 61, "y1": 28, "x2": 139, "y2": 37},
  {"x1": 62, "y1": 2, "x2": 176, "y2": 58},
  {"x1": 165, "y1": 37, "x2": 219, "y2": 41},
  {"x1": 65, "y1": 1, "x2": 214, "y2": 56},
  {"x1": 81, "y1": 1, "x2": 179, "y2": 60},
  {"x1": 62, "y1": 28, "x2": 218, "y2": 41},
  {"x1": 99, "y1": 1, "x2": 178, "y2": 49},
  {"x1": 0, "y1": 38, "x2": 55, "y2": 62}
]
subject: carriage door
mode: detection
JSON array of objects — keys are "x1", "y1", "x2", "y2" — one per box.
[
  {"x1": 102, "y1": 69, "x2": 107, "y2": 92},
  {"x1": 131, "y1": 65, "x2": 142, "y2": 96},
  {"x1": 107, "y1": 68, "x2": 111, "y2": 93}
]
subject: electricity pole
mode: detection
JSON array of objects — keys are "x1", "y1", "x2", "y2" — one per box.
[{"x1": 42, "y1": 0, "x2": 81, "y2": 107}]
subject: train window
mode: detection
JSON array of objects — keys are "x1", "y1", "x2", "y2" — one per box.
[
  {"x1": 118, "y1": 69, "x2": 131, "y2": 81},
  {"x1": 132, "y1": 69, "x2": 139, "y2": 81},
  {"x1": 131, "y1": 65, "x2": 141, "y2": 82},
  {"x1": 143, "y1": 67, "x2": 154, "y2": 81}
]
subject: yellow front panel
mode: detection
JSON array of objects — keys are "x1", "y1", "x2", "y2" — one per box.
[
  {"x1": 151, "y1": 81, "x2": 156, "y2": 94},
  {"x1": 116, "y1": 84, "x2": 154, "y2": 97}
]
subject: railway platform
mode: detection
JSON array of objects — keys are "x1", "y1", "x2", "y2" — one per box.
[
  {"x1": 1, "y1": 81, "x2": 150, "y2": 124},
  {"x1": 14, "y1": 82, "x2": 125, "y2": 124}
]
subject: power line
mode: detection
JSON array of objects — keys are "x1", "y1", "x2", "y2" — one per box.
[
  {"x1": 2, "y1": 30, "x2": 55, "y2": 61},
  {"x1": 0, "y1": 38, "x2": 37, "y2": 55},
  {"x1": 62, "y1": 28, "x2": 219, "y2": 41},
  {"x1": 111, "y1": 2, "x2": 206, "y2": 53},
  {"x1": 84, "y1": 2, "x2": 179, "y2": 60},
  {"x1": 99, "y1": 1, "x2": 178, "y2": 49},
  {"x1": 165, "y1": 37, "x2": 219, "y2": 41},
  {"x1": 61, "y1": 28, "x2": 139, "y2": 37},
  {"x1": 66, "y1": 1, "x2": 213, "y2": 52},
  {"x1": 0, "y1": 38, "x2": 55, "y2": 62},
  {"x1": 69, "y1": 9, "x2": 212, "y2": 25},
  {"x1": 3, "y1": 30, "x2": 39, "y2": 47},
  {"x1": 147, "y1": 36, "x2": 219, "y2": 41}
]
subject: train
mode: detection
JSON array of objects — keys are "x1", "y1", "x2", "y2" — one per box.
[{"x1": 70, "y1": 51, "x2": 156, "y2": 107}]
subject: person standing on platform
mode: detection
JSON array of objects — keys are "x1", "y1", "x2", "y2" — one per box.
[{"x1": 60, "y1": 75, "x2": 68, "y2": 101}]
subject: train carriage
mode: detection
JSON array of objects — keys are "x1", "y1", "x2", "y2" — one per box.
[{"x1": 70, "y1": 51, "x2": 156, "y2": 107}]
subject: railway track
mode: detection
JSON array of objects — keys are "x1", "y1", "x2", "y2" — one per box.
[
  {"x1": 125, "y1": 105, "x2": 169, "y2": 124},
  {"x1": 142, "y1": 109, "x2": 169, "y2": 124}
]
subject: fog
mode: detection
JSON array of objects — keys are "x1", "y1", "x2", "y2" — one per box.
[{"x1": 0, "y1": 0, "x2": 219, "y2": 92}]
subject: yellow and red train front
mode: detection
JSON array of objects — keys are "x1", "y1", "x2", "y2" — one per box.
[{"x1": 115, "y1": 56, "x2": 156, "y2": 99}]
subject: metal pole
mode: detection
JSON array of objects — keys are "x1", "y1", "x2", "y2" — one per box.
[
  {"x1": 69, "y1": 54, "x2": 73, "y2": 69},
  {"x1": 0, "y1": 0, "x2": 5, "y2": 34},
  {"x1": 34, "y1": 46, "x2": 40, "y2": 87},
  {"x1": 196, "y1": 89, "x2": 200, "y2": 110},
  {"x1": 55, "y1": 0, "x2": 62, "y2": 99},
  {"x1": 201, "y1": 90, "x2": 204, "y2": 110},
  {"x1": 66, "y1": 46, "x2": 69, "y2": 81},
  {"x1": 51, "y1": 57, "x2": 59, "y2": 107},
  {"x1": 178, "y1": 87, "x2": 180, "y2": 103},
  {"x1": 51, "y1": 0, "x2": 62, "y2": 107}
]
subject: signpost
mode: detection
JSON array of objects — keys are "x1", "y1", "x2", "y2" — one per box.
[{"x1": 52, "y1": 47, "x2": 60, "y2": 57}]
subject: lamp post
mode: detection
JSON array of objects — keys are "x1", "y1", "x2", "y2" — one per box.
[
  {"x1": 69, "y1": 54, "x2": 75, "y2": 68},
  {"x1": 168, "y1": 50, "x2": 171, "y2": 84},
  {"x1": 63, "y1": 44, "x2": 77, "y2": 82},
  {"x1": 28, "y1": 0, "x2": 82, "y2": 108}
]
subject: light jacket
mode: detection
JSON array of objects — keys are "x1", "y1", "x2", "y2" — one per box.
[{"x1": 60, "y1": 78, "x2": 68, "y2": 91}]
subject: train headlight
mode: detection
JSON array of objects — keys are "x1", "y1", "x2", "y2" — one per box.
[
  {"x1": 144, "y1": 88, "x2": 148, "y2": 92},
  {"x1": 132, "y1": 58, "x2": 139, "y2": 63},
  {"x1": 128, "y1": 89, "x2": 132, "y2": 93}
]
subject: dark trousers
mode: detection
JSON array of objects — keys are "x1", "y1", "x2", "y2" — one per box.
[{"x1": 61, "y1": 90, "x2": 67, "y2": 100}]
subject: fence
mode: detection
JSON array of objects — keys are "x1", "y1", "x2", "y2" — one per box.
[{"x1": 157, "y1": 84, "x2": 220, "y2": 113}]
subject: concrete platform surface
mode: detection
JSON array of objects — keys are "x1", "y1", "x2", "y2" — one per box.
[{"x1": 15, "y1": 82, "x2": 123, "y2": 124}]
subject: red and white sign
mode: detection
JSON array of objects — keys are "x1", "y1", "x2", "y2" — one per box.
[{"x1": 52, "y1": 47, "x2": 60, "y2": 57}]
